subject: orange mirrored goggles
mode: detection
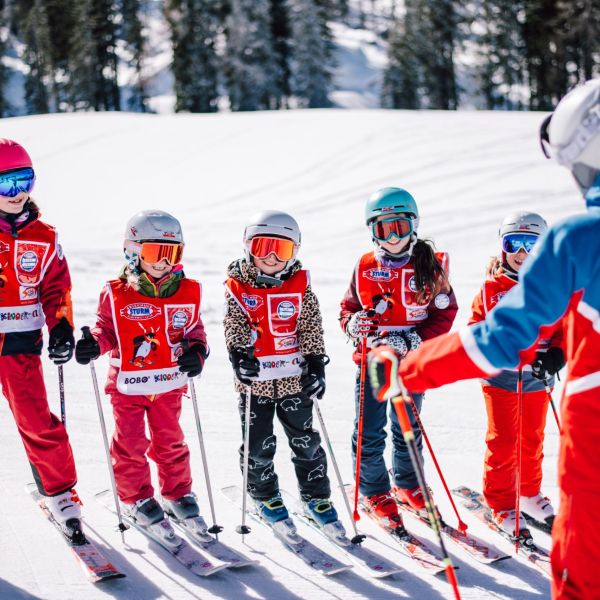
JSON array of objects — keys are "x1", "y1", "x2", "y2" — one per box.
[
  {"x1": 249, "y1": 236, "x2": 296, "y2": 261},
  {"x1": 139, "y1": 242, "x2": 184, "y2": 265}
]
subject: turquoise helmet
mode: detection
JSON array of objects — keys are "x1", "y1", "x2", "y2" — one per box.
[{"x1": 364, "y1": 187, "x2": 420, "y2": 231}]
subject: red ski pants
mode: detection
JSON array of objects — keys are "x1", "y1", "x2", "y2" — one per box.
[
  {"x1": 0, "y1": 354, "x2": 77, "y2": 496},
  {"x1": 551, "y1": 489, "x2": 600, "y2": 599},
  {"x1": 482, "y1": 385, "x2": 549, "y2": 511},
  {"x1": 109, "y1": 389, "x2": 192, "y2": 505}
]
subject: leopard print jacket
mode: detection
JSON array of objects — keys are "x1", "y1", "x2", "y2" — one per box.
[{"x1": 224, "y1": 258, "x2": 326, "y2": 398}]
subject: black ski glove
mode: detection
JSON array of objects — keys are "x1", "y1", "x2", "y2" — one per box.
[
  {"x1": 177, "y1": 342, "x2": 208, "y2": 378},
  {"x1": 75, "y1": 329, "x2": 100, "y2": 365},
  {"x1": 301, "y1": 354, "x2": 330, "y2": 400},
  {"x1": 48, "y1": 317, "x2": 75, "y2": 365},
  {"x1": 229, "y1": 346, "x2": 260, "y2": 385},
  {"x1": 531, "y1": 347, "x2": 566, "y2": 380}
]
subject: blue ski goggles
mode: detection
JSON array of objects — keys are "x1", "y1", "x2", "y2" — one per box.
[
  {"x1": 371, "y1": 216, "x2": 413, "y2": 242},
  {"x1": 502, "y1": 232, "x2": 539, "y2": 254},
  {"x1": 0, "y1": 168, "x2": 36, "y2": 197}
]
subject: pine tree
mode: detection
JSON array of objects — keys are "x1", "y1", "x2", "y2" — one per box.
[
  {"x1": 270, "y1": 0, "x2": 291, "y2": 107},
  {"x1": 120, "y1": 0, "x2": 148, "y2": 112},
  {"x1": 558, "y1": 0, "x2": 600, "y2": 84},
  {"x1": 476, "y1": 0, "x2": 527, "y2": 110},
  {"x1": 224, "y1": 0, "x2": 281, "y2": 111},
  {"x1": 382, "y1": 5, "x2": 421, "y2": 109},
  {"x1": 287, "y1": 0, "x2": 334, "y2": 108},
  {"x1": 165, "y1": 0, "x2": 220, "y2": 112},
  {"x1": 22, "y1": 0, "x2": 53, "y2": 113}
]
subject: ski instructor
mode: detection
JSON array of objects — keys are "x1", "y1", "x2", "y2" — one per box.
[{"x1": 368, "y1": 79, "x2": 600, "y2": 599}]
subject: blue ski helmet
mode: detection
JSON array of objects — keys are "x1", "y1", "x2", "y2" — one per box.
[{"x1": 364, "y1": 187, "x2": 420, "y2": 231}]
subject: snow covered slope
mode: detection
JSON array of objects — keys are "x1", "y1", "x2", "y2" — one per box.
[{"x1": 0, "y1": 109, "x2": 580, "y2": 599}]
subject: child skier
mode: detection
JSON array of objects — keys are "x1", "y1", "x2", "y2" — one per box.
[
  {"x1": 339, "y1": 187, "x2": 457, "y2": 527},
  {"x1": 0, "y1": 139, "x2": 82, "y2": 538},
  {"x1": 224, "y1": 210, "x2": 343, "y2": 536},
  {"x1": 75, "y1": 210, "x2": 209, "y2": 535},
  {"x1": 469, "y1": 211, "x2": 564, "y2": 535}
]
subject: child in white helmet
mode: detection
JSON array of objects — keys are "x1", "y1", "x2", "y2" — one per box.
[
  {"x1": 224, "y1": 210, "x2": 343, "y2": 537},
  {"x1": 75, "y1": 210, "x2": 209, "y2": 534},
  {"x1": 468, "y1": 211, "x2": 564, "y2": 536}
]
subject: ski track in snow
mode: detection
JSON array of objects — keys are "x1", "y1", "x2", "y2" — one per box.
[{"x1": 0, "y1": 109, "x2": 576, "y2": 599}]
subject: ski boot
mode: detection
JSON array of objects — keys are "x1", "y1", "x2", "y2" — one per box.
[
  {"x1": 364, "y1": 491, "x2": 407, "y2": 536},
  {"x1": 303, "y1": 498, "x2": 346, "y2": 544},
  {"x1": 490, "y1": 508, "x2": 528, "y2": 538},
  {"x1": 255, "y1": 496, "x2": 297, "y2": 542},
  {"x1": 123, "y1": 497, "x2": 165, "y2": 527},
  {"x1": 163, "y1": 493, "x2": 210, "y2": 539},
  {"x1": 520, "y1": 493, "x2": 555, "y2": 532},
  {"x1": 45, "y1": 488, "x2": 85, "y2": 544}
]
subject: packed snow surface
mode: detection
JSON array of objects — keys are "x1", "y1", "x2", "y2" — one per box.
[{"x1": 0, "y1": 109, "x2": 579, "y2": 599}]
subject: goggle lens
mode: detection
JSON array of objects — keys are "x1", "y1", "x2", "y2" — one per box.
[
  {"x1": 0, "y1": 168, "x2": 36, "y2": 197},
  {"x1": 502, "y1": 233, "x2": 539, "y2": 254},
  {"x1": 249, "y1": 236, "x2": 295, "y2": 261},
  {"x1": 371, "y1": 217, "x2": 413, "y2": 242},
  {"x1": 140, "y1": 242, "x2": 184, "y2": 265}
]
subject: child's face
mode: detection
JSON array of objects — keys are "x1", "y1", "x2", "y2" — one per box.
[
  {"x1": 0, "y1": 191, "x2": 29, "y2": 214},
  {"x1": 374, "y1": 212, "x2": 411, "y2": 255},
  {"x1": 140, "y1": 258, "x2": 174, "y2": 278},
  {"x1": 505, "y1": 248, "x2": 529, "y2": 272},
  {"x1": 252, "y1": 254, "x2": 287, "y2": 276}
]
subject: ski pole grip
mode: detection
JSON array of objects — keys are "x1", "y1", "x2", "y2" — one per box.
[
  {"x1": 181, "y1": 338, "x2": 190, "y2": 352},
  {"x1": 81, "y1": 325, "x2": 93, "y2": 340}
]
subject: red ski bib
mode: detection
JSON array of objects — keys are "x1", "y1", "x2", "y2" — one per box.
[
  {"x1": 0, "y1": 221, "x2": 58, "y2": 333},
  {"x1": 356, "y1": 251, "x2": 450, "y2": 338},
  {"x1": 107, "y1": 278, "x2": 201, "y2": 395},
  {"x1": 225, "y1": 270, "x2": 308, "y2": 381}
]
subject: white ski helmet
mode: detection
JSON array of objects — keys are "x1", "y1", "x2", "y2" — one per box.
[
  {"x1": 499, "y1": 211, "x2": 548, "y2": 238},
  {"x1": 124, "y1": 210, "x2": 183, "y2": 268},
  {"x1": 243, "y1": 210, "x2": 301, "y2": 268},
  {"x1": 125, "y1": 210, "x2": 184, "y2": 243},
  {"x1": 243, "y1": 210, "x2": 301, "y2": 245},
  {"x1": 540, "y1": 79, "x2": 600, "y2": 192}
]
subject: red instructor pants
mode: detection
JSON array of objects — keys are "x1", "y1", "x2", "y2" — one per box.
[
  {"x1": 482, "y1": 385, "x2": 549, "y2": 511},
  {"x1": 0, "y1": 354, "x2": 77, "y2": 496},
  {"x1": 110, "y1": 389, "x2": 192, "y2": 505}
]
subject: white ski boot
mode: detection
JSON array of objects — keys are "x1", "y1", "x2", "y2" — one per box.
[
  {"x1": 490, "y1": 508, "x2": 528, "y2": 538},
  {"x1": 520, "y1": 493, "x2": 555, "y2": 531},
  {"x1": 45, "y1": 489, "x2": 84, "y2": 542}
]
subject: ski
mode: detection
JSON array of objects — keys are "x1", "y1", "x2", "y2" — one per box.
[
  {"x1": 281, "y1": 490, "x2": 402, "y2": 578},
  {"x1": 452, "y1": 485, "x2": 551, "y2": 577},
  {"x1": 27, "y1": 484, "x2": 125, "y2": 583},
  {"x1": 344, "y1": 485, "x2": 447, "y2": 575},
  {"x1": 96, "y1": 490, "x2": 228, "y2": 577},
  {"x1": 168, "y1": 515, "x2": 258, "y2": 569},
  {"x1": 221, "y1": 485, "x2": 352, "y2": 576},
  {"x1": 395, "y1": 501, "x2": 510, "y2": 565}
]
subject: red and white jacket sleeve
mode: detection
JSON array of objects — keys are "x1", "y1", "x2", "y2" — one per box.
[{"x1": 40, "y1": 245, "x2": 74, "y2": 331}]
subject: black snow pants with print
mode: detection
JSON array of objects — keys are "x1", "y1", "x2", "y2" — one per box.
[{"x1": 237, "y1": 391, "x2": 331, "y2": 501}]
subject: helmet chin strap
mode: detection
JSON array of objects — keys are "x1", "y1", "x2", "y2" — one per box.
[{"x1": 374, "y1": 234, "x2": 417, "y2": 263}]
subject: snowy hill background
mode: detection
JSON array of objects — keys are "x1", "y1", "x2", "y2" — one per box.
[{"x1": 0, "y1": 108, "x2": 581, "y2": 599}]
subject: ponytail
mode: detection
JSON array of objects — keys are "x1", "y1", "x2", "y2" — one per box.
[{"x1": 411, "y1": 239, "x2": 450, "y2": 304}]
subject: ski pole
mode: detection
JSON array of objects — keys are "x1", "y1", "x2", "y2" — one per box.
[
  {"x1": 408, "y1": 397, "x2": 468, "y2": 533},
  {"x1": 58, "y1": 365, "x2": 66, "y2": 427},
  {"x1": 82, "y1": 326, "x2": 128, "y2": 537},
  {"x1": 391, "y1": 377, "x2": 461, "y2": 599},
  {"x1": 514, "y1": 368, "x2": 523, "y2": 553},
  {"x1": 236, "y1": 384, "x2": 252, "y2": 536},
  {"x1": 543, "y1": 377, "x2": 562, "y2": 434},
  {"x1": 313, "y1": 396, "x2": 366, "y2": 544},
  {"x1": 188, "y1": 375, "x2": 223, "y2": 536},
  {"x1": 353, "y1": 338, "x2": 368, "y2": 521}
]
